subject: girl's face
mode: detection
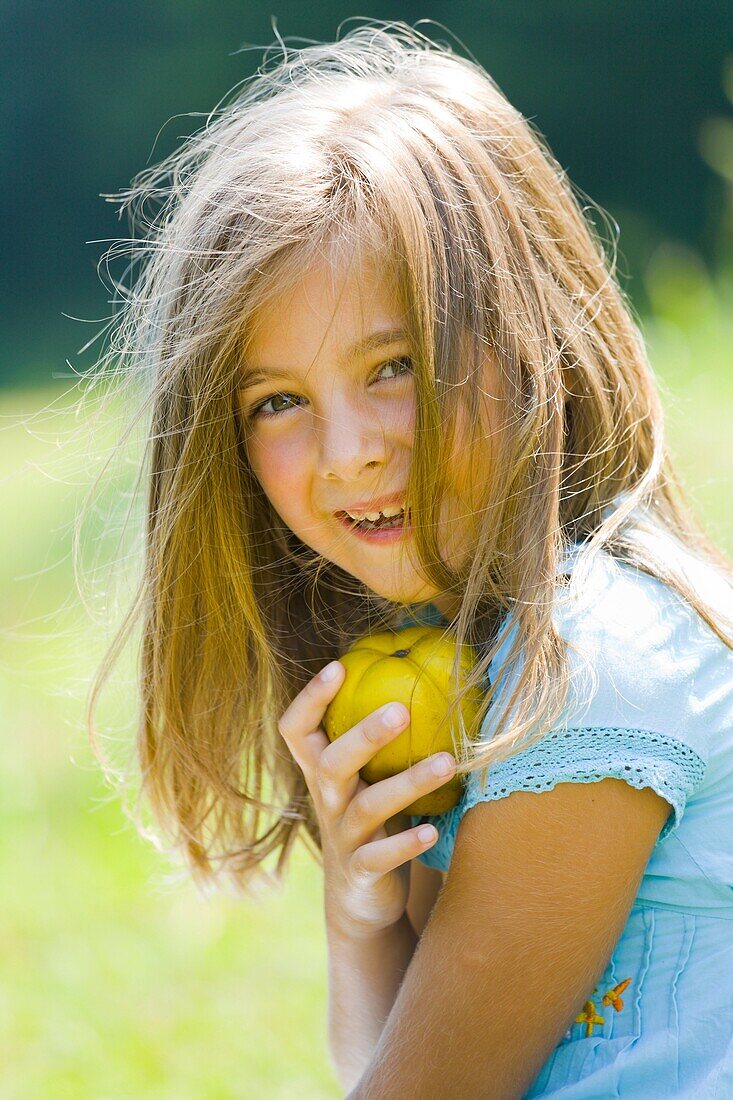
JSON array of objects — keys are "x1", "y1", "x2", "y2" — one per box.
[{"x1": 236, "y1": 256, "x2": 482, "y2": 619}]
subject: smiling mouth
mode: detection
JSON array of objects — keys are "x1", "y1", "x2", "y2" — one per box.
[
  {"x1": 333, "y1": 512, "x2": 414, "y2": 548},
  {"x1": 337, "y1": 508, "x2": 411, "y2": 531}
]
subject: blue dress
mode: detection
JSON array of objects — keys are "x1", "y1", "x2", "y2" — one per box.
[{"x1": 406, "y1": 518, "x2": 733, "y2": 1097}]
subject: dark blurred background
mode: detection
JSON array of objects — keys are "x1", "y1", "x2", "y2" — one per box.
[
  {"x1": 2, "y1": 5, "x2": 732, "y2": 1097},
  {"x1": 4, "y1": 0, "x2": 733, "y2": 388}
]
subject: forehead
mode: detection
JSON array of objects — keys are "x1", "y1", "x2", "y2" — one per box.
[{"x1": 244, "y1": 252, "x2": 406, "y2": 368}]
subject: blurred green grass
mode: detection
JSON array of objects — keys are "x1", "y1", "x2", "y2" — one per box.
[{"x1": 0, "y1": 251, "x2": 731, "y2": 1098}]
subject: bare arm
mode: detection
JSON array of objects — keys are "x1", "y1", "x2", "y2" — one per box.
[
  {"x1": 405, "y1": 859, "x2": 444, "y2": 938},
  {"x1": 272, "y1": 664, "x2": 455, "y2": 1094},
  {"x1": 327, "y1": 855, "x2": 443, "y2": 1090},
  {"x1": 326, "y1": 912, "x2": 418, "y2": 1093},
  {"x1": 347, "y1": 779, "x2": 672, "y2": 1099}
]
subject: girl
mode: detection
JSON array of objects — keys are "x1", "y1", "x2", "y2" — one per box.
[{"x1": 85, "y1": 21, "x2": 733, "y2": 1099}]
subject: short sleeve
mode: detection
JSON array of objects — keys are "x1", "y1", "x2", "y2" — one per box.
[
  {"x1": 460, "y1": 725, "x2": 705, "y2": 845},
  {"x1": 464, "y1": 553, "x2": 714, "y2": 842},
  {"x1": 412, "y1": 547, "x2": 722, "y2": 873}
]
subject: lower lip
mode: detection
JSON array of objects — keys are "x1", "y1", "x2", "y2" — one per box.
[{"x1": 337, "y1": 512, "x2": 413, "y2": 543}]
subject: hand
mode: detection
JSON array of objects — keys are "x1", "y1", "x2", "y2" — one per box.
[{"x1": 277, "y1": 662, "x2": 456, "y2": 939}]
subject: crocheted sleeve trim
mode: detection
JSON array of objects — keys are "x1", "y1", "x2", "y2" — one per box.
[{"x1": 414, "y1": 727, "x2": 707, "y2": 871}]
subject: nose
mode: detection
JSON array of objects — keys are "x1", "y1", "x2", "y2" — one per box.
[{"x1": 315, "y1": 392, "x2": 389, "y2": 481}]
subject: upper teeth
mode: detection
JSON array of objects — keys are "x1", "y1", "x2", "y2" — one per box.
[{"x1": 345, "y1": 505, "x2": 404, "y2": 522}]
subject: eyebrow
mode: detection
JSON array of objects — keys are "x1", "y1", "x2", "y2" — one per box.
[{"x1": 238, "y1": 328, "x2": 409, "y2": 389}]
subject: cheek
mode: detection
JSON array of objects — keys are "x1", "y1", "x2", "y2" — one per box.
[
  {"x1": 246, "y1": 438, "x2": 317, "y2": 529},
  {"x1": 246, "y1": 428, "x2": 303, "y2": 477}
]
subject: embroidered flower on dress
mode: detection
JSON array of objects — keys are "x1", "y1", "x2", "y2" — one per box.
[
  {"x1": 575, "y1": 1000, "x2": 605, "y2": 1038},
  {"x1": 566, "y1": 978, "x2": 633, "y2": 1039},
  {"x1": 601, "y1": 977, "x2": 632, "y2": 1012}
]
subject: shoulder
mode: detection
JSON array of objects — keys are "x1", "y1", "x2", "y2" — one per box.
[
  {"x1": 548, "y1": 533, "x2": 733, "y2": 758},
  {"x1": 556, "y1": 532, "x2": 727, "y2": 663}
]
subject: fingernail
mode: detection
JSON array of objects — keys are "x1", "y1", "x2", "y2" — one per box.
[
  {"x1": 432, "y1": 754, "x2": 455, "y2": 776},
  {"x1": 382, "y1": 703, "x2": 408, "y2": 728},
  {"x1": 320, "y1": 661, "x2": 341, "y2": 682}
]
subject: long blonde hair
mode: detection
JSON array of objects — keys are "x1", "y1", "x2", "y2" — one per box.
[{"x1": 83, "y1": 21, "x2": 733, "y2": 897}]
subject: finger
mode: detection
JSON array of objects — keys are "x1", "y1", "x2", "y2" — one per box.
[
  {"x1": 316, "y1": 701, "x2": 410, "y2": 817},
  {"x1": 345, "y1": 751, "x2": 456, "y2": 839},
  {"x1": 319, "y1": 700, "x2": 410, "y2": 784},
  {"x1": 351, "y1": 821, "x2": 439, "y2": 879},
  {"x1": 277, "y1": 662, "x2": 345, "y2": 774}
]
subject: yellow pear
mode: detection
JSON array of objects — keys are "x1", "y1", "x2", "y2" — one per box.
[{"x1": 323, "y1": 624, "x2": 485, "y2": 815}]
